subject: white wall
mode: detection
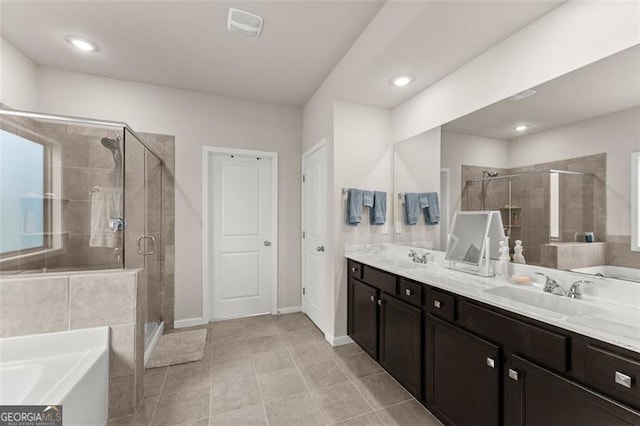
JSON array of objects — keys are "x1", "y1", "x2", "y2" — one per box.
[
  {"x1": 34, "y1": 67, "x2": 303, "y2": 322},
  {"x1": 510, "y1": 107, "x2": 640, "y2": 237},
  {"x1": 392, "y1": 1, "x2": 640, "y2": 143},
  {"x1": 393, "y1": 127, "x2": 442, "y2": 245},
  {"x1": 0, "y1": 37, "x2": 37, "y2": 110},
  {"x1": 441, "y1": 131, "x2": 510, "y2": 218},
  {"x1": 330, "y1": 101, "x2": 392, "y2": 339}
]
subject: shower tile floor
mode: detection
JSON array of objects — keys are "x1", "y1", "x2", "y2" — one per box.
[{"x1": 108, "y1": 312, "x2": 442, "y2": 426}]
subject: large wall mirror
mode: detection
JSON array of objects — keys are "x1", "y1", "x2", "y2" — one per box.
[{"x1": 393, "y1": 45, "x2": 640, "y2": 283}]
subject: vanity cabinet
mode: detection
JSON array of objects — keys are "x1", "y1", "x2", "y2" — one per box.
[
  {"x1": 506, "y1": 354, "x2": 640, "y2": 426},
  {"x1": 426, "y1": 314, "x2": 500, "y2": 426},
  {"x1": 347, "y1": 260, "x2": 423, "y2": 398},
  {"x1": 349, "y1": 278, "x2": 379, "y2": 358},
  {"x1": 379, "y1": 292, "x2": 422, "y2": 396},
  {"x1": 346, "y1": 259, "x2": 640, "y2": 426}
]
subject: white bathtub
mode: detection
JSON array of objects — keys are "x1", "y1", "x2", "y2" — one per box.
[
  {"x1": 0, "y1": 327, "x2": 109, "y2": 425},
  {"x1": 573, "y1": 265, "x2": 640, "y2": 283}
]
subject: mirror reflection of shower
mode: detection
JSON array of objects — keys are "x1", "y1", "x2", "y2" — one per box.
[
  {"x1": 100, "y1": 135, "x2": 125, "y2": 231},
  {"x1": 481, "y1": 170, "x2": 499, "y2": 210}
]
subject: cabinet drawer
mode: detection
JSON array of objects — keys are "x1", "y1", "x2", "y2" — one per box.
[
  {"x1": 426, "y1": 288, "x2": 455, "y2": 321},
  {"x1": 458, "y1": 299, "x2": 569, "y2": 372},
  {"x1": 585, "y1": 345, "x2": 640, "y2": 410},
  {"x1": 348, "y1": 260, "x2": 363, "y2": 280},
  {"x1": 362, "y1": 265, "x2": 398, "y2": 295},
  {"x1": 399, "y1": 278, "x2": 423, "y2": 307}
]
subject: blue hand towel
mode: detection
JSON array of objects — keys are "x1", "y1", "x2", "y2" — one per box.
[
  {"x1": 363, "y1": 190, "x2": 374, "y2": 207},
  {"x1": 424, "y1": 192, "x2": 440, "y2": 225},
  {"x1": 371, "y1": 191, "x2": 387, "y2": 225},
  {"x1": 404, "y1": 193, "x2": 420, "y2": 225},
  {"x1": 347, "y1": 188, "x2": 364, "y2": 225},
  {"x1": 418, "y1": 193, "x2": 430, "y2": 208}
]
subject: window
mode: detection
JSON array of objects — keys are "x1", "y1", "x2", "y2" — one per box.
[
  {"x1": 632, "y1": 151, "x2": 640, "y2": 252},
  {"x1": 0, "y1": 129, "x2": 46, "y2": 257}
]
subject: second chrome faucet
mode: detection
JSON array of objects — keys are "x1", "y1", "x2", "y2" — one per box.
[{"x1": 535, "y1": 272, "x2": 592, "y2": 298}]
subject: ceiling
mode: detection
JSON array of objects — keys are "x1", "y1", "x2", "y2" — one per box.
[
  {"x1": 443, "y1": 45, "x2": 640, "y2": 140},
  {"x1": 339, "y1": 0, "x2": 564, "y2": 108},
  {"x1": 0, "y1": 1, "x2": 565, "y2": 108},
  {"x1": 0, "y1": 1, "x2": 384, "y2": 106}
]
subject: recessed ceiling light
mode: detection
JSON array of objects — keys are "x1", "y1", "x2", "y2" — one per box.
[
  {"x1": 66, "y1": 36, "x2": 99, "y2": 52},
  {"x1": 514, "y1": 124, "x2": 528, "y2": 132},
  {"x1": 390, "y1": 74, "x2": 414, "y2": 87}
]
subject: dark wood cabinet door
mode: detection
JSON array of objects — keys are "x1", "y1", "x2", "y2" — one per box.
[
  {"x1": 426, "y1": 315, "x2": 500, "y2": 426},
  {"x1": 349, "y1": 279, "x2": 379, "y2": 359},
  {"x1": 506, "y1": 354, "x2": 640, "y2": 426},
  {"x1": 379, "y1": 292, "x2": 422, "y2": 398}
]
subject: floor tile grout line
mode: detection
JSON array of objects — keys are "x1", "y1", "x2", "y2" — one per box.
[
  {"x1": 148, "y1": 366, "x2": 169, "y2": 425},
  {"x1": 286, "y1": 336, "x2": 331, "y2": 425},
  {"x1": 249, "y1": 345, "x2": 271, "y2": 426}
]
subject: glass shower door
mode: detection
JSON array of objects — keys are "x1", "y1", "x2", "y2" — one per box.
[{"x1": 123, "y1": 129, "x2": 163, "y2": 347}]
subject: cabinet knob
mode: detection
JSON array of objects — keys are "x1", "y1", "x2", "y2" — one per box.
[
  {"x1": 370, "y1": 295, "x2": 375, "y2": 302},
  {"x1": 377, "y1": 299, "x2": 383, "y2": 306},
  {"x1": 405, "y1": 289, "x2": 412, "y2": 296},
  {"x1": 615, "y1": 371, "x2": 632, "y2": 389},
  {"x1": 351, "y1": 267, "x2": 357, "y2": 273},
  {"x1": 434, "y1": 300, "x2": 442, "y2": 309},
  {"x1": 508, "y1": 369, "x2": 519, "y2": 381},
  {"x1": 486, "y1": 357, "x2": 495, "y2": 368}
]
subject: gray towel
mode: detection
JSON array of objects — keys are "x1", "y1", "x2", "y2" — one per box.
[
  {"x1": 347, "y1": 188, "x2": 364, "y2": 225},
  {"x1": 371, "y1": 191, "x2": 387, "y2": 225},
  {"x1": 424, "y1": 192, "x2": 440, "y2": 225},
  {"x1": 363, "y1": 190, "x2": 374, "y2": 207},
  {"x1": 404, "y1": 193, "x2": 420, "y2": 225}
]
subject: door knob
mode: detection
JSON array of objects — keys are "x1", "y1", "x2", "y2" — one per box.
[
  {"x1": 264, "y1": 241, "x2": 271, "y2": 247},
  {"x1": 316, "y1": 246, "x2": 325, "y2": 252}
]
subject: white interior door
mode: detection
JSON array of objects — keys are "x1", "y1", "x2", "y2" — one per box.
[
  {"x1": 302, "y1": 144, "x2": 326, "y2": 331},
  {"x1": 211, "y1": 153, "x2": 272, "y2": 320}
]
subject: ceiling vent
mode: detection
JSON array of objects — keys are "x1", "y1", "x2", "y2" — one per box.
[{"x1": 228, "y1": 8, "x2": 264, "y2": 38}]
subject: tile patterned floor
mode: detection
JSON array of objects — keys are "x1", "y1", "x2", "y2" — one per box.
[{"x1": 108, "y1": 313, "x2": 443, "y2": 426}]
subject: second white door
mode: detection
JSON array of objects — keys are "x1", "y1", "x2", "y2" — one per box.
[
  {"x1": 211, "y1": 153, "x2": 272, "y2": 320},
  {"x1": 302, "y1": 144, "x2": 326, "y2": 331}
]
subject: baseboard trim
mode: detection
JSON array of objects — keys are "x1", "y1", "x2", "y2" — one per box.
[
  {"x1": 325, "y1": 333, "x2": 354, "y2": 347},
  {"x1": 174, "y1": 317, "x2": 208, "y2": 328},
  {"x1": 277, "y1": 306, "x2": 302, "y2": 314}
]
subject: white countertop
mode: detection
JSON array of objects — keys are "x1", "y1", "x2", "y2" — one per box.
[{"x1": 345, "y1": 244, "x2": 640, "y2": 354}]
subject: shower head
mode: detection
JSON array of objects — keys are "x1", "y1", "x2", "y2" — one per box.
[
  {"x1": 101, "y1": 136, "x2": 121, "y2": 165},
  {"x1": 483, "y1": 170, "x2": 499, "y2": 178},
  {"x1": 101, "y1": 136, "x2": 120, "y2": 152}
]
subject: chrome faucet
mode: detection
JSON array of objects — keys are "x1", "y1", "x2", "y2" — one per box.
[
  {"x1": 568, "y1": 280, "x2": 592, "y2": 299},
  {"x1": 408, "y1": 250, "x2": 428, "y2": 264},
  {"x1": 535, "y1": 272, "x2": 567, "y2": 296}
]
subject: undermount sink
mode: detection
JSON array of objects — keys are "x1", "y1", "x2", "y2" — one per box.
[
  {"x1": 377, "y1": 259, "x2": 428, "y2": 270},
  {"x1": 484, "y1": 286, "x2": 607, "y2": 318}
]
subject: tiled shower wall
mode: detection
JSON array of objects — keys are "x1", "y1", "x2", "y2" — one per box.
[
  {"x1": 461, "y1": 153, "x2": 607, "y2": 265},
  {"x1": 0, "y1": 270, "x2": 145, "y2": 419},
  {"x1": 0, "y1": 113, "x2": 175, "y2": 329}
]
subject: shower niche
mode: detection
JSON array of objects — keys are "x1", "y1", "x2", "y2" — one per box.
[{"x1": 0, "y1": 108, "x2": 175, "y2": 341}]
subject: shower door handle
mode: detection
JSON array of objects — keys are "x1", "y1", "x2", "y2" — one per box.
[{"x1": 137, "y1": 235, "x2": 155, "y2": 256}]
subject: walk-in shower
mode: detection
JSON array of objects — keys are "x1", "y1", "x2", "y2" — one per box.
[
  {"x1": 0, "y1": 108, "x2": 170, "y2": 352},
  {"x1": 463, "y1": 162, "x2": 600, "y2": 265}
]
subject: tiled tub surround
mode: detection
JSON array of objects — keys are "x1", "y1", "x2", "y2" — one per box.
[
  {"x1": 461, "y1": 153, "x2": 606, "y2": 265},
  {"x1": 0, "y1": 269, "x2": 146, "y2": 419},
  {"x1": 345, "y1": 243, "x2": 640, "y2": 353},
  {"x1": 109, "y1": 313, "x2": 442, "y2": 426}
]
